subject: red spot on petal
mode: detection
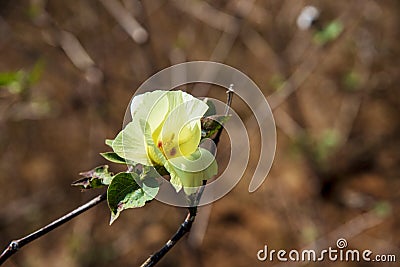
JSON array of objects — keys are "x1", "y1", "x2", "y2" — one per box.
[
  {"x1": 170, "y1": 147, "x2": 177, "y2": 156},
  {"x1": 157, "y1": 141, "x2": 163, "y2": 148}
]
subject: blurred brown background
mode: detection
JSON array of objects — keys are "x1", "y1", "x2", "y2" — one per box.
[{"x1": 0, "y1": 0, "x2": 399, "y2": 266}]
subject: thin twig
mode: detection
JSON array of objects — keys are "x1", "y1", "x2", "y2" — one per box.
[
  {"x1": 59, "y1": 30, "x2": 95, "y2": 71},
  {"x1": 141, "y1": 179, "x2": 206, "y2": 267},
  {"x1": 140, "y1": 207, "x2": 197, "y2": 267},
  {"x1": 213, "y1": 85, "x2": 234, "y2": 145},
  {"x1": 1, "y1": 87, "x2": 234, "y2": 266},
  {"x1": 141, "y1": 88, "x2": 234, "y2": 266},
  {"x1": 172, "y1": 0, "x2": 237, "y2": 33},
  {"x1": 98, "y1": 0, "x2": 148, "y2": 44},
  {"x1": 0, "y1": 192, "x2": 106, "y2": 265}
]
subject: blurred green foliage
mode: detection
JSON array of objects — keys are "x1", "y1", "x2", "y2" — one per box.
[
  {"x1": 373, "y1": 201, "x2": 392, "y2": 218},
  {"x1": 0, "y1": 59, "x2": 44, "y2": 95},
  {"x1": 343, "y1": 70, "x2": 361, "y2": 91},
  {"x1": 314, "y1": 20, "x2": 344, "y2": 45}
]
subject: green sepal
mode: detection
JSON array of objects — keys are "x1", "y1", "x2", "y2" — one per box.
[
  {"x1": 201, "y1": 115, "x2": 230, "y2": 139},
  {"x1": 100, "y1": 152, "x2": 127, "y2": 164},
  {"x1": 72, "y1": 165, "x2": 113, "y2": 189}
]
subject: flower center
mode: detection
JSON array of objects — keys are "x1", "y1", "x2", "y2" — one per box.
[{"x1": 157, "y1": 133, "x2": 180, "y2": 159}]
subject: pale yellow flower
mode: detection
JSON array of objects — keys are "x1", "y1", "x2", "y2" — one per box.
[{"x1": 112, "y1": 90, "x2": 217, "y2": 194}]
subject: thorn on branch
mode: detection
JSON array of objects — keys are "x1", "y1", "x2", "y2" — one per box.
[{"x1": 10, "y1": 242, "x2": 18, "y2": 251}]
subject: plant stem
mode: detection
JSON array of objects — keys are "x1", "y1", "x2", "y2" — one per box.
[
  {"x1": 0, "y1": 192, "x2": 106, "y2": 266},
  {"x1": 213, "y1": 86, "x2": 234, "y2": 144},
  {"x1": 1, "y1": 88, "x2": 235, "y2": 266},
  {"x1": 140, "y1": 178, "x2": 206, "y2": 267},
  {"x1": 140, "y1": 207, "x2": 198, "y2": 267},
  {"x1": 141, "y1": 87, "x2": 235, "y2": 266}
]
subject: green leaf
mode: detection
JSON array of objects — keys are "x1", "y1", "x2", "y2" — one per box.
[
  {"x1": 373, "y1": 201, "x2": 391, "y2": 218},
  {"x1": 72, "y1": 165, "x2": 113, "y2": 189},
  {"x1": 0, "y1": 71, "x2": 19, "y2": 86},
  {"x1": 105, "y1": 139, "x2": 114, "y2": 147},
  {"x1": 100, "y1": 152, "x2": 127, "y2": 164},
  {"x1": 28, "y1": 59, "x2": 45, "y2": 86},
  {"x1": 203, "y1": 98, "x2": 216, "y2": 117},
  {"x1": 0, "y1": 61, "x2": 44, "y2": 94},
  {"x1": 201, "y1": 115, "x2": 230, "y2": 139},
  {"x1": 313, "y1": 20, "x2": 343, "y2": 45},
  {"x1": 107, "y1": 172, "x2": 159, "y2": 224},
  {"x1": 314, "y1": 129, "x2": 340, "y2": 162},
  {"x1": 0, "y1": 71, "x2": 25, "y2": 94},
  {"x1": 343, "y1": 71, "x2": 361, "y2": 91}
]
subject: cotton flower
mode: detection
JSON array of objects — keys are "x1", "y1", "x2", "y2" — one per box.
[{"x1": 111, "y1": 90, "x2": 217, "y2": 194}]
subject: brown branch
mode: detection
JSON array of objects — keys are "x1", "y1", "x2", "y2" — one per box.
[
  {"x1": 140, "y1": 207, "x2": 198, "y2": 267},
  {"x1": 141, "y1": 178, "x2": 207, "y2": 267},
  {"x1": 0, "y1": 192, "x2": 106, "y2": 266},
  {"x1": 1, "y1": 87, "x2": 234, "y2": 266},
  {"x1": 140, "y1": 88, "x2": 234, "y2": 266},
  {"x1": 98, "y1": 0, "x2": 148, "y2": 44},
  {"x1": 212, "y1": 85, "x2": 234, "y2": 145}
]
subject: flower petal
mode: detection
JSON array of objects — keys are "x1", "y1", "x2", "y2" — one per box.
[
  {"x1": 130, "y1": 90, "x2": 169, "y2": 135},
  {"x1": 167, "y1": 148, "x2": 218, "y2": 194},
  {"x1": 141, "y1": 119, "x2": 166, "y2": 166},
  {"x1": 161, "y1": 98, "x2": 208, "y2": 158},
  {"x1": 111, "y1": 120, "x2": 150, "y2": 165}
]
